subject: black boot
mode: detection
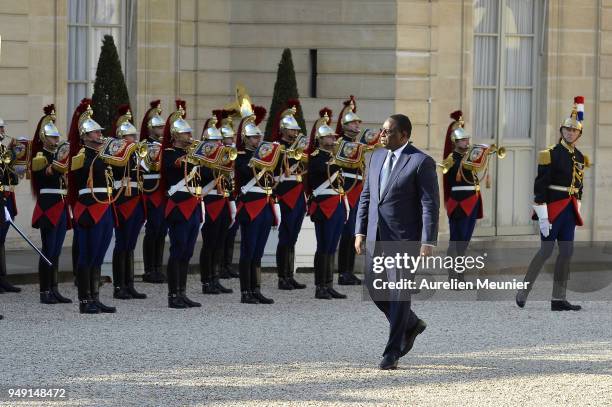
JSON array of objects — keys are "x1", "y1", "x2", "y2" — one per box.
[
  {"x1": 179, "y1": 261, "x2": 201, "y2": 307},
  {"x1": 152, "y1": 234, "x2": 167, "y2": 283},
  {"x1": 125, "y1": 251, "x2": 147, "y2": 299},
  {"x1": 287, "y1": 246, "x2": 306, "y2": 289},
  {"x1": 91, "y1": 266, "x2": 116, "y2": 313},
  {"x1": 39, "y1": 259, "x2": 57, "y2": 304},
  {"x1": 167, "y1": 259, "x2": 187, "y2": 309},
  {"x1": 337, "y1": 236, "x2": 361, "y2": 285},
  {"x1": 326, "y1": 254, "x2": 346, "y2": 299},
  {"x1": 141, "y1": 232, "x2": 155, "y2": 283},
  {"x1": 314, "y1": 252, "x2": 331, "y2": 299},
  {"x1": 0, "y1": 245, "x2": 21, "y2": 293},
  {"x1": 239, "y1": 259, "x2": 257, "y2": 304},
  {"x1": 50, "y1": 259, "x2": 72, "y2": 303},
  {"x1": 212, "y1": 249, "x2": 233, "y2": 294},
  {"x1": 223, "y1": 235, "x2": 239, "y2": 278},
  {"x1": 251, "y1": 260, "x2": 274, "y2": 304},
  {"x1": 77, "y1": 265, "x2": 98, "y2": 314},
  {"x1": 276, "y1": 245, "x2": 293, "y2": 290},
  {"x1": 112, "y1": 250, "x2": 132, "y2": 299},
  {"x1": 72, "y1": 237, "x2": 79, "y2": 286},
  {"x1": 200, "y1": 246, "x2": 220, "y2": 294}
]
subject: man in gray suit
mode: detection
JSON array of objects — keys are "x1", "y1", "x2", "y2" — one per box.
[{"x1": 355, "y1": 114, "x2": 439, "y2": 370}]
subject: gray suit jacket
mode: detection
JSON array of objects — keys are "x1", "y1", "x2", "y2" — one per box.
[{"x1": 355, "y1": 143, "x2": 439, "y2": 245}]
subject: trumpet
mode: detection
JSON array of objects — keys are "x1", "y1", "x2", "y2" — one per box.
[{"x1": 489, "y1": 143, "x2": 506, "y2": 159}]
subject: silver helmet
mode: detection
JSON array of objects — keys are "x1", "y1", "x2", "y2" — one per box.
[
  {"x1": 315, "y1": 113, "x2": 336, "y2": 139},
  {"x1": 280, "y1": 106, "x2": 301, "y2": 131},
  {"x1": 171, "y1": 118, "x2": 193, "y2": 135},
  {"x1": 78, "y1": 104, "x2": 104, "y2": 135},
  {"x1": 220, "y1": 116, "x2": 235, "y2": 139},
  {"x1": 42, "y1": 121, "x2": 61, "y2": 138},
  {"x1": 203, "y1": 117, "x2": 223, "y2": 140},
  {"x1": 115, "y1": 109, "x2": 138, "y2": 137},
  {"x1": 0, "y1": 117, "x2": 5, "y2": 127},
  {"x1": 451, "y1": 127, "x2": 471, "y2": 143},
  {"x1": 243, "y1": 117, "x2": 263, "y2": 137},
  {"x1": 341, "y1": 99, "x2": 361, "y2": 125}
]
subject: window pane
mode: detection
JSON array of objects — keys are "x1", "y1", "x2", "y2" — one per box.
[
  {"x1": 68, "y1": 83, "x2": 89, "y2": 124},
  {"x1": 474, "y1": 89, "x2": 496, "y2": 139},
  {"x1": 505, "y1": 37, "x2": 532, "y2": 87},
  {"x1": 474, "y1": 0, "x2": 499, "y2": 34},
  {"x1": 93, "y1": 0, "x2": 120, "y2": 24},
  {"x1": 503, "y1": 89, "x2": 531, "y2": 139},
  {"x1": 90, "y1": 27, "x2": 121, "y2": 81},
  {"x1": 68, "y1": 27, "x2": 88, "y2": 81},
  {"x1": 505, "y1": 0, "x2": 533, "y2": 34},
  {"x1": 69, "y1": 0, "x2": 87, "y2": 24},
  {"x1": 474, "y1": 36, "x2": 498, "y2": 87}
]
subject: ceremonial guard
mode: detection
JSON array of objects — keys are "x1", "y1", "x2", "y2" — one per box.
[
  {"x1": 219, "y1": 111, "x2": 240, "y2": 279},
  {"x1": 335, "y1": 96, "x2": 364, "y2": 286},
  {"x1": 234, "y1": 98, "x2": 277, "y2": 304},
  {"x1": 517, "y1": 97, "x2": 589, "y2": 311},
  {"x1": 0, "y1": 118, "x2": 21, "y2": 293},
  {"x1": 198, "y1": 113, "x2": 233, "y2": 295},
  {"x1": 29, "y1": 105, "x2": 72, "y2": 303},
  {"x1": 270, "y1": 99, "x2": 307, "y2": 291},
  {"x1": 0, "y1": 117, "x2": 22, "y2": 294},
  {"x1": 306, "y1": 109, "x2": 347, "y2": 300},
  {"x1": 161, "y1": 100, "x2": 201, "y2": 309},
  {"x1": 440, "y1": 111, "x2": 482, "y2": 282},
  {"x1": 110, "y1": 105, "x2": 147, "y2": 300},
  {"x1": 140, "y1": 100, "x2": 167, "y2": 284},
  {"x1": 67, "y1": 98, "x2": 118, "y2": 314}
]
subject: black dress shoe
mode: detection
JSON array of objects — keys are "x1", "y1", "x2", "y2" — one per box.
[
  {"x1": 213, "y1": 280, "x2": 233, "y2": 294},
  {"x1": 288, "y1": 277, "x2": 306, "y2": 289},
  {"x1": 113, "y1": 287, "x2": 133, "y2": 300},
  {"x1": 241, "y1": 292, "x2": 259, "y2": 304},
  {"x1": 0, "y1": 280, "x2": 21, "y2": 293},
  {"x1": 379, "y1": 354, "x2": 399, "y2": 370},
  {"x1": 551, "y1": 300, "x2": 582, "y2": 311},
  {"x1": 400, "y1": 319, "x2": 427, "y2": 357},
  {"x1": 252, "y1": 289, "x2": 274, "y2": 304},
  {"x1": 515, "y1": 291, "x2": 526, "y2": 308},
  {"x1": 93, "y1": 300, "x2": 117, "y2": 313},
  {"x1": 202, "y1": 282, "x2": 220, "y2": 294},
  {"x1": 181, "y1": 295, "x2": 202, "y2": 308},
  {"x1": 79, "y1": 300, "x2": 100, "y2": 314},
  {"x1": 127, "y1": 286, "x2": 147, "y2": 299},
  {"x1": 40, "y1": 291, "x2": 59, "y2": 304},
  {"x1": 168, "y1": 294, "x2": 188, "y2": 309},
  {"x1": 315, "y1": 286, "x2": 332, "y2": 299},
  {"x1": 51, "y1": 287, "x2": 73, "y2": 303},
  {"x1": 277, "y1": 278, "x2": 294, "y2": 290},
  {"x1": 338, "y1": 272, "x2": 362, "y2": 285},
  {"x1": 327, "y1": 287, "x2": 347, "y2": 299}
]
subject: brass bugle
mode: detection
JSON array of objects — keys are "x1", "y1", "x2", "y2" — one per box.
[
  {"x1": 489, "y1": 144, "x2": 506, "y2": 159},
  {"x1": 436, "y1": 162, "x2": 450, "y2": 174}
]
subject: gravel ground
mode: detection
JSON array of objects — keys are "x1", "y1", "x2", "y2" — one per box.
[{"x1": 0, "y1": 273, "x2": 611, "y2": 407}]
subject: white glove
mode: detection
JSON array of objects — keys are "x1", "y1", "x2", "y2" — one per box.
[
  {"x1": 273, "y1": 203, "x2": 281, "y2": 227},
  {"x1": 533, "y1": 204, "x2": 551, "y2": 238},
  {"x1": 577, "y1": 200, "x2": 582, "y2": 216},
  {"x1": 228, "y1": 200, "x2": 237, "y2": 228}
]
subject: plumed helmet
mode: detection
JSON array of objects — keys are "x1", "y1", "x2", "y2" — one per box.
[{"x1": 560, "y1": 96, "x2": 584, "y2": 132}]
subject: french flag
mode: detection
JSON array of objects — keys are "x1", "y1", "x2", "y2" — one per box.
[{"x1": 574, "y1": 96, "x2": 584, "y2": 122}]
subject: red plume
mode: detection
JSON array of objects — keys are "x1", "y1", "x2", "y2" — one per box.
[
  {"x1": 67, "y1": 98, "x2": 93, "y2": 206},
  {"x1": 442, "y1": 110, "x2": 463, "y2": 203},
  {"x1": 140, "y1": 99, "x2": 161, "y2": 141},
  {"x1": 253, "y1": 105, "x2": 267, "y2": 125}
]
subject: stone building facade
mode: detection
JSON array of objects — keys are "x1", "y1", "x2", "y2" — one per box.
[{"x1": 0, "y1": 0, "x2": 609, "y2": 268}]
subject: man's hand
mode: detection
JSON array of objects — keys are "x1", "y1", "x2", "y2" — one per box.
[
  {"x1": 355, "y1": 235, "x2": 365, "y2": 255},
  {"x1": 538, "y1": 218, "x2": 551, "y2": 237},
  {"x1": 420, "y1": 245, "x2": 433, "y2": 257}
]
